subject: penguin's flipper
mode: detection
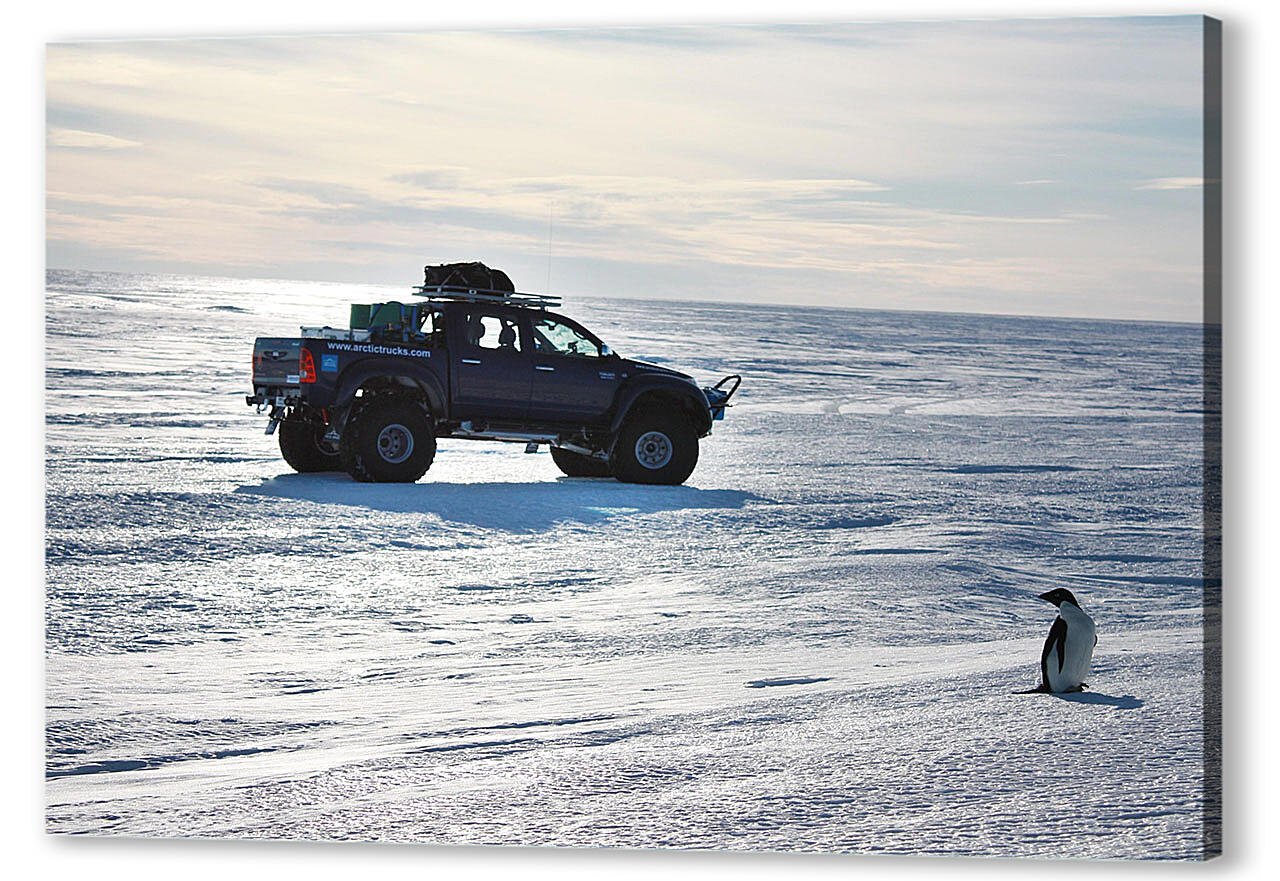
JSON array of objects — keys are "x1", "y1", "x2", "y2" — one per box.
[
  {"x1": 1049, "y1": 619, "x2": 1070, "y2": 676},
  {"x1": 1038, "y1": 616, "x2": 1068, "y2": 692}
]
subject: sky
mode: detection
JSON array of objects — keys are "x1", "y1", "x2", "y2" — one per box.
[{"x1": 45, "y1": 16, "x2": 1208, "y2": 321}]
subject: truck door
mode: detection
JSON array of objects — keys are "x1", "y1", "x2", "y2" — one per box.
[
  {"x1": 527, "y1": 313, "x2": 619, "y2": 424},
  {"x1": 449, "y1": 307, "x2": 531, "y2": 421}
]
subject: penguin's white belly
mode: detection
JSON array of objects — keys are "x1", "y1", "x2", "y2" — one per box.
[{"x1": 1048, "y1": 606, "x2": 1096, "y2": 691}]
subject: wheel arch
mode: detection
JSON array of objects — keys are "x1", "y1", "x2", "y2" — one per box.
[
  {"x1": 335, "y1": 363, "x2": 446, "y2": 418},
  {"x1": 610, "y1": 380, "x2": 711, "y2": 437}
]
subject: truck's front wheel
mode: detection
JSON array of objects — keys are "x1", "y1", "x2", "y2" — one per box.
[
  {"x1": 610, "y1": 407, "x2": 699, "y2": 485},
  {"x1": 342, "y1": 399, "x2": 436, "y2": 483},
  {"x1": 278, "y1": 418, "x2": 342, "y2": 473}
]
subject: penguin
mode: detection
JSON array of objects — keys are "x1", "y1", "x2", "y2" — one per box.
[{"x1": 1018, "y1": 588, "x2": 1097, "y2": 694}]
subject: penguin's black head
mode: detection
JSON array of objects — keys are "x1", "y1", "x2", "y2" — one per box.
[{"x1": 1037, "y1": 588, "x2": 1081, "y2": 608}]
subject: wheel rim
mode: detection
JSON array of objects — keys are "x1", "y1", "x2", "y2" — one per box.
[
  {"x1": 376, "y1": 423, "x2": 415, "y2": 464},
  {"x1": 313, "y1": 424, "x2": 339, "y2": 456},
  {"x1": 634, "y1": 430, "x2": 673, "y2": 470}
]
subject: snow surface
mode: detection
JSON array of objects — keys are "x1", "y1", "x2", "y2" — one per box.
[{"x1": 44, "y1": 270, "x2": 1216, "y2": 858}]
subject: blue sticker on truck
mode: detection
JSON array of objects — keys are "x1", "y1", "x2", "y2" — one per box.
[{"x1": 320, "y1": 354, "x2": 339, "y2": 373}]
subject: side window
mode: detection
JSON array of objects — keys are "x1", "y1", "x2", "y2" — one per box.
[
  {"x1": 463, "y1": 313, "x2": 521, "y2": 352},
  {"x1": 532, "y1": 317, "x2": 600, "y2": 358}
]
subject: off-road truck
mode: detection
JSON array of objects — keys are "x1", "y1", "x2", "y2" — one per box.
[{"x1": 247, "y1": 264, "x2": 739, "y2": 485}]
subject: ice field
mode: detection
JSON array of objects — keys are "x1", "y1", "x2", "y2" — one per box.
[{"x1": 44, "y1": 270, "x2": 1217, "y2": 858}]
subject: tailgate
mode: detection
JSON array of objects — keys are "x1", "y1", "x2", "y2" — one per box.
[{"x1": 252, "y1": 337, "x2": 303, "y2": 386}]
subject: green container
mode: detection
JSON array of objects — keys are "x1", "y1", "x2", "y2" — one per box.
[
  {"x1": 368, "y1": 302, "x2": 407, "y2": 328},
  {"x1": 349, "y1": 303, "x2": 372, "y2": 329}
]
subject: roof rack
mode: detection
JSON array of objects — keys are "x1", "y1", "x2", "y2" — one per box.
[{"x1": 411, "y1": 284, "x2": 561, "y2": 309}]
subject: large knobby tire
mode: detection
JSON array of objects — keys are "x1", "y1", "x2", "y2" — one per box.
[
  {"x1": 341, "y1": 398, "x2": 436, "y2": 483},
  {"x1": 550, "y1": 446, "x2": 612, "y2": 478},
  {"x1": 610, "y1": 406, "x2": 699, "y2": 485},
  {"x1": 278, "y1": 419, "x2": 343, "y2": 473}
]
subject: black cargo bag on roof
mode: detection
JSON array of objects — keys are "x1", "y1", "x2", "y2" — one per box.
[{"x1": 422, "y1": 262, "x2": 514, "y2": 294}]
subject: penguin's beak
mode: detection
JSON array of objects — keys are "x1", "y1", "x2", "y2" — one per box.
[{"x1": 1036, "y1": 591, "x2": 1055, "y2": 603}]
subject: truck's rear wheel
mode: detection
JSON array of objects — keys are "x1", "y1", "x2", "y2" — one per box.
[
  {"x1": 550, "y1": 446, "x2": 612, "y2": 478},
  {"x1": 342, "y1": 398, "x2": 436, "y2": 483},
  {"x1": 278, "y1": 418, "x2": 342, "y2": 473},
  {"x1": 610, "y1": 406, "x2": 698, "y2": 485}
]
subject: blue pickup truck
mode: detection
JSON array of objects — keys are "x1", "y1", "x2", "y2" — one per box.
[{"x1": 247, "y1": 268, "x2": 739, "y2": 485}]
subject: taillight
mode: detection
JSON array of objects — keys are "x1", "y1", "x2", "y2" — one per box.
[{"x1": 299, "y1": 347, "x2": 317, "y2": 383}]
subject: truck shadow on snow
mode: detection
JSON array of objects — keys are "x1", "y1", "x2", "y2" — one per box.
[{"x1": 236, "y1": 473, "x2": 766, "y2": 533}]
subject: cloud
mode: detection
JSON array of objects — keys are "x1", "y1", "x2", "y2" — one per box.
[
  {"x1": 1135, "y1": 177, "x2": 1204, "y2": 190},
  {"x1": 47, "y1": 128, "x2": 140, "y2": 150},
  {"x1": 1014, "y1": 179, "x2": 1059, "y2": 186},
  {"x1": 389, "y1": 168, "x2": 466, "y2": 189}
]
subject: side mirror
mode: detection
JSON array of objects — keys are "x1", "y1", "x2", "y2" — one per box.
[{"x1": 600, "y1": 344, "x2": 613, "y2": 357}]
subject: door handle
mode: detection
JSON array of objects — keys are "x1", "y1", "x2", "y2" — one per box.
[
  {"x1": 461, "y1": 358, "x2": 482, "y2": 365},
  {"x1": 535, "y1": 365, "x2": 555, "y2": 372}
]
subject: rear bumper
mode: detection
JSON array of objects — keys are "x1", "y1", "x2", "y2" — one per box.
[{"x1": 247, "y1": 387, "x2": 302, "y2": 409}]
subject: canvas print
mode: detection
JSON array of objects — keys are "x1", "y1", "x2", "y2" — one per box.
[{"x1": 45, "y1": 16, "x2": 1221, "y2": 859}]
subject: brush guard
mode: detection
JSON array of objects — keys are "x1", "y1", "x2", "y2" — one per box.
[{"x1": 703, "y1": 374, "x2": 741, "y2": 421}]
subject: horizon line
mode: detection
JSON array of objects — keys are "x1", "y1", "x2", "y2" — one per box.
[{"x1": 43, "y1": 265, "x2": 1212, "y2": 328}]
